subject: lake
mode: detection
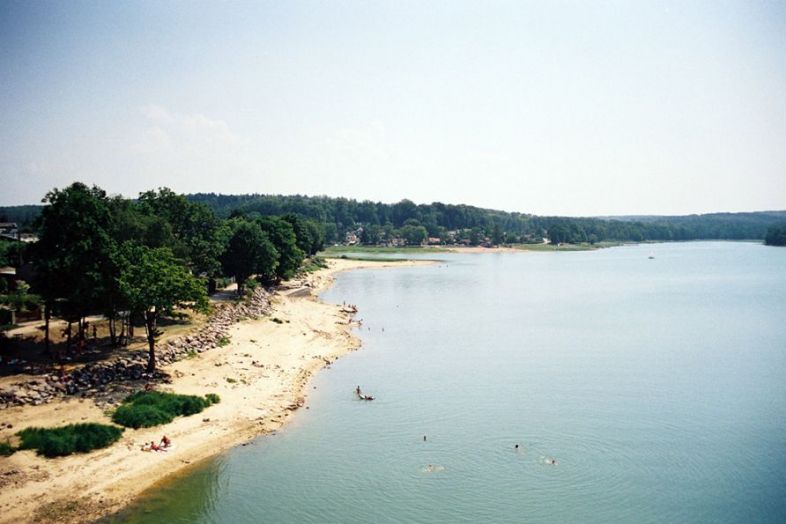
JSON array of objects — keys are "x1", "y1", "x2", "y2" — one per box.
[{"x1": 113, "y1": 242, "x2": 786, "y2": 523}]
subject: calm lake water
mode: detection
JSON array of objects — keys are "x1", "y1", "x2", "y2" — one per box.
[{"x1": 114, "y1": 242, "x2": 786, "y2": 523}]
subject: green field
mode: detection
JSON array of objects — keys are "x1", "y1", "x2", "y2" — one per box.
[
  {"x1": 509, "y1": 241, "x2": 623, "y2": 252},
  {"x1": 320, "y1": 242, "x2": 622, "y2": 255},
  {"x1": 320, "y1": 245, "x2": 450, "y2": 255}
]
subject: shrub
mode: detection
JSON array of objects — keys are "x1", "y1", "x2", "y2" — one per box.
[
  {"x1": 16, "y1": 423, "x2": 123, "y2": 458},
  {"x1": 205, "y1": 393, "x2": 221, "y2": 405},
  {"x1": 112, "y1": 404, "x2": 173, "y2": 429},
  {"x1": 245, "y1": 277, "x2": 259, "y2": 291},
  {"x1": 0, "y1": 440, "x2": 14, "y2": 456},
  {"x1": 112, "y1": 391, "x2": 219, "y2": 429},
  {"x1": 217, "y1": 335, "x2": 231, "y2": 347}
]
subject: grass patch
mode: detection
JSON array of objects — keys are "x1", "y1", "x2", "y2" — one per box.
[
  {"x1": 509, "y1": 242, "x2": 622, "y2": 252},
  {"x1": 17, "y1": 423, "x2": 123, "y2": 458},
  {"x1": 332, "y1": 255, "x2": 417, "y2": 263},
  {"x1": 301, "y1": 256, "x2": 329, "y2": 273},
  {"x1": 111, "y1": 391, "x2": 221, "y2": 429},
  {"x1": 225, "y1": 377, "x2": 237, "y2": 384},
  {"x1": 216, "y1": 335, "x2": 231, "y2": 347},
  {"x1": 320, "y1": 245, "x2": 450, "y2": 254},
  {"x1": 0, "y1": 440, "x2": 15, "y2": 456},
  {"x1": 271, "y1": 317, "x2": 283, "y2": 324}
]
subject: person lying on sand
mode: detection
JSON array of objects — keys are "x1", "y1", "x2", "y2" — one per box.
[{"x1": 141, "y1": 441, "x2": 167, "y2": 452}]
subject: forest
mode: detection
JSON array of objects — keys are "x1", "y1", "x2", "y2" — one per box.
[{"x1": 3, "y1": 193, "x2": 785, "y2": 246}]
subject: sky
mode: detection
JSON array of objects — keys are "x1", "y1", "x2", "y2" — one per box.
[{"x1": 1, "y1": 0, "x2": 785, "y2": 216}]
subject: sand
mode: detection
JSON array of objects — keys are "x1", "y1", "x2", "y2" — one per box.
[{"x1": 0, "y1": 258, "x2": 429, "y2": 523}]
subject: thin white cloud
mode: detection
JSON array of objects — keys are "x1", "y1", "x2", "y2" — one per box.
[{"x1": 132, "y1": 104, "x2": 241, "y2": 155}]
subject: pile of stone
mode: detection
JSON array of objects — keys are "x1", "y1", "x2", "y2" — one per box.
[{"x1": 0, "y1": 287, "x2": 273, "y2": 409}]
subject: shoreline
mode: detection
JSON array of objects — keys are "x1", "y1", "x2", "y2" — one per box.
[{"x1": 0, "y1": 258, "x2": 430, "y2": 523}]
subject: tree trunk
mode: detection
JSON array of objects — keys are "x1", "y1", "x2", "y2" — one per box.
[
  {"x1": 66, "y1": 321, "x2": 72, "y2": 350},
  {"x1": 145, "y1": 311, "x2": 157, "y2": 373},
  {"x1": 109, "y1": 315, "x2": 117, "y2": 346},
  {"x1": 44, "y1": 303, "x2": 51, "y2": 355},
  {"x1": 78, "y1": 317, "x2": 85, "y2": 348}
]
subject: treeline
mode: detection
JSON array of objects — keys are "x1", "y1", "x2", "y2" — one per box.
[
  {"x1": 764, "y1": 223, "x2": 786, "y2": 246},
  {"x1": 6, "y1": 183, "x2": 324, "y2": 372},
  {"x1": 186, "y1": 194, "x2": 786, "y2": 244},
  {"x1": 4, "y1": 193, "x2": 785, "y2": 245}
]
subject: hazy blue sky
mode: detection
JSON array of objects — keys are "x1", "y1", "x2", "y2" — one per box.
[{"x1": 1, "y1": 0, "x2": 785, "y2": 215}]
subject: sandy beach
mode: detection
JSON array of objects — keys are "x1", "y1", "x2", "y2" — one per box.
[{"x1": 0, "y1": 258, "x2": 429, "y2": 523}]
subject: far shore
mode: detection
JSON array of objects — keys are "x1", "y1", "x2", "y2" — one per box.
[
  {"x1": 0, "y1": 257, "x2": 431, "y2": 524},
  {"x1": 321, "y1": 241, "x2": 624, "y2": 256}
]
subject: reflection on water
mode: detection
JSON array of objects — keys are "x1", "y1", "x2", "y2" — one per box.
[
  {"x1": 106, "y1": 458, "x2": 226, "y2": 523},
  {"x1": 115, "y1": 242, "x2": 786, "y2": 523}
]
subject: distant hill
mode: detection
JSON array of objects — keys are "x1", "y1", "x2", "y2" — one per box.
[
  {"x1": 185, "y1": 193, "x2": 786, "y2": 244},
  {"x1": 2, "y1": 193, "x2": 785, "y2": 244}
]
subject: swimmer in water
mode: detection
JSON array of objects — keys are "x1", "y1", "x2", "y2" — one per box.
[{"x1": 423, "y1": 435, "x2": 427, "y2": 441}]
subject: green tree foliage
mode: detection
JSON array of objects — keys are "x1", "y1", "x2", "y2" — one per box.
[
  {"x1": 491, "y1": 223, "x2": 504, "y2": 245},
  {"x1": 399, "y1": 224, "x2": 428, "y2": 246},
  {"x1": 221, "y1": 219, "x2": 278, "y2": 292},
  {"x1": 137, "y1": 188, "x2": 224, "y2": 277},
  {"x1": 180, "y1": 194, "x2": 786, "y2": 244},
  {"x1": 0, "y1": 280, "x2": 40, "y2": 313},
  {"x1": 282, "y1": 214, "x2": 325, "y2": 256},
  {"x1": 0, "y1": 239, "x2": 26, "y2": 267},
  {"x1": 257, "y1": 217, "x2": 304, "y2": 280},
  {"x1": 32, "y1": 183, "x2": 118, "y2": 349},
  {"x1": 764, "y1": 223, "x2": 786, "y2": 246},
  {"x1": 117, "y1": 243, "x2": 208, "y2": 372}
]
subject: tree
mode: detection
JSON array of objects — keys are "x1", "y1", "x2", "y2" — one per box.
[
  {"x1": 399, "y1": 225, "x2": 428, "y2": 246},
  {"x1": 764, "y1": 223, "x2": 786, "y2": 246},
  {"x1": 32, "y1": 183, "x2": 116, "y2": 352},
  {"x1": 137, "y1": 188, "x2": 224, "y2": 278},
  {"x1": 221, "y1": 219, "x2": 278, "y2": 293},
  {"x1": 118, "y1": 244, "x2": 207, "y2": 372},
  {"x1": 469, "y1": 227, "x2": 484, "y2": 246},
  {"x1": 282, "y1": 214, "x2": 324, "y2": 256},
  {"x1": 257, "y1": 217, "x2": 304, "y2": 280},
  {"x1": 491, "y1": 223, "x2": 504, "y2": 246}
]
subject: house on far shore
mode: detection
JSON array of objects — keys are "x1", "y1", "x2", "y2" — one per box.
[
  {"x1": 427, "y1": 237, "x2": 442, "y2": 245},
  {"x1": 0, "y1": 223, "x2": 19, "y2": 241},
  {"x1": 345, "y1": 232, "x2": 359, "y2": 245}
]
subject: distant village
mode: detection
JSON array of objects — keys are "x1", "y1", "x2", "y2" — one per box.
[{"x1": 342, "y1": 224, "x2": 546, "y2": 248}]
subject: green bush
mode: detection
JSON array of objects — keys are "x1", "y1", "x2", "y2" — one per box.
[
  {"x1": 112, "y1": 404, "x2": 174, "y2": 429},
  {"x1": 0, "y1": 440, "x2": 15, "y2": 456},
  {"x1": 16, "y1": 423, "x2": 123, "y2": 458},
  {"x1": 205, "y1": 393, "x2": 221, "y2": 405},
  {"x1": 112, "y1": 391, "x2": 219, "y2": 429}
]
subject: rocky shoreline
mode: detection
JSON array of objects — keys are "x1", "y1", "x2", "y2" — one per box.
[{"x1": 0, "y1": 287, "x2": 273, "y2": 410}]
